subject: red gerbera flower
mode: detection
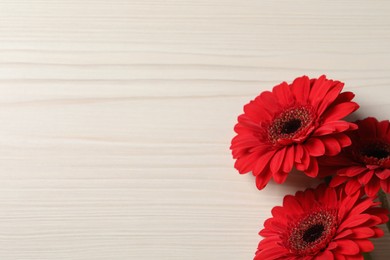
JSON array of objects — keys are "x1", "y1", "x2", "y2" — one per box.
[
  {"x1": 230, "y1": 75, "x2": 359, "y2": 189},
  {"x1": 320, "y1": 117, "x2": 390, "y2": 197},
  {"x1": 255, "y1": 184, "x2": 388, "y2": 260}
]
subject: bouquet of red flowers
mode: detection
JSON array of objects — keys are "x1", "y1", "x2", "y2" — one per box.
[{"x1": 230, "y1": 75, "x2": 390, "y2": 260}]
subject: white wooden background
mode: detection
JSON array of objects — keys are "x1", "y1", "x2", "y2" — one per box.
[{"x1": 0, "y1": 0, "x2": 389, "y2": 259}]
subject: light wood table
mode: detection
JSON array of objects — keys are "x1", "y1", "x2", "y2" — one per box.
[{"x1": 0, "y1": 0, "x2": 389, "y2": 259}]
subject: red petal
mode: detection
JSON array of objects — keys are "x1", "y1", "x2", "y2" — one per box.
[
  {"x1": 305, "y1": 138, "x2": 325, "y2": 156},
  {"x1": 258, "y1": 91, "x2": 282, "y2": 112},
  {"x1": 282, "y1": 145, "x2": 295, "y2": 173},
  {"x1": 242, "y1": 100, "x2": 265, "y2": 123},
  {"x1": 323, "y1": 185, "x2": 338, "y2": 208},
  {"x1": 335, "y1": 133, "x2": 353, "y2": 148},
  {"x1": 334, "y1": 229, "x2": 353, "y2": 240},
  {"x1": 252, "y1": 96, "x2": 274, "y2": 120},
  {"x1": 338, "y1": 214, "x2": 372, "y2": 231},
  {"x1": 316, "y1": 83, "x2": 344, "y2": 116},
  {"x1": 283, "y1": 194, "x2": 304, "y2": 213},
  {"x1": 255, "y1": 168, "x2": 273, "y2": 190},
  {"x1": 234, "y1": 152, "x2": 260, "y2": 174},
  {"x1": 333, "y1": 91, "x2": 355, "y2": 104},
  {"x1": 294, "y1": 145, "x2": 304, "y2": 163},
  {"x1": 350, "y1": 227, "x2": 375, "y2": 239},
  {"x1": 377, "y1": 120, "x2": 390, "y2": 136},
  {"x1": 291, "y1": 75, "x2": 310, "y2": 104},
  {"x1": 321, "y1": 136, "x2": 341, "y2": 156},
  {"x1": 270, "y1": 148, "x2": 286, "y2": 174},
  {"x1": 376, "y1": 169, "x2": 390, "y2": 180},
  {"x1": 316, "y1": 250, "x2": 334, "y2": 260},
  {"x1": 253, "y1": 150, "x2": 276, "y2": 176},
  {"x1": 254, "y1": 247, "x2": 288, "y2": 260},
  {"x1": 345, "y1": 179, "x2": 362, "y2": 195},
  {"x1": 273, "y1": 170, "x2": 289, "y2": 184},
  {"x1": 337, "y1": 166, "x2": 367, "y2": 177},
  {"x1": 354, "y1": 239, "x2": 374, "y2": 252},
  {"x1": 297, "y1": 189, "x2": 316, "y2": 210},
  {"x1": 305, "y1": 158, "x2": 319, "y2": 177},
  {"x1": 357, "y1": 117, "x2": 378, "y2": 138},
  {"x1": 349, "y1": 197, "x2": 375, "y2": 216},
  {"x1": 309, "y1": 75, "x2": 331, "y2": 107},
  {"x1": 322, "y1": 102, "x2": 359, "y2": 122},
  {"x1": 380, "y1": 178, "x2": 390, "y2": 193},
  {"x1": 330, "y1": 175, "x2": 348, "y2": 187},
  {"x1": 272, "y1": 81, "x2": 294, "y2": 106},
  {"x1": 371, "y1": 226, "x2": 385, "y2": 238},
  {"x1": 358, "y1": 170, "x2": 374, "y2": 185},
  {"x1": 271, "y1": 206, "x2": 284, "y2": 218},
  {"x1": 334, "y1": 240, "x2": 360, "y2": 255},
  {"x1": 364, "y1": 177, "x2": 380, "y2": 197},
  {"x1": 298, "y1": 147, "x2": 311, "y2": 171},
  {"x1": 313, "y1": 121, "x2": 353, "y2": 136}
]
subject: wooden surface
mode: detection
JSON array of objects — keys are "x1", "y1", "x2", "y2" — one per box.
[{"x1": 0, "y1": 0, "x2": 390, "y2": 259}]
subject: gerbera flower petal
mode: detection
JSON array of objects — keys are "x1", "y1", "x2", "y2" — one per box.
[
  {"x1": 335, "y1": 133, "x2": 353, "y2": 148},
  {"x1": 376, "y1": 169, "x2": 390, "y2": 180},
  {"x1": 272, "y1": 81, "x2": 294, "y2": 106},
  {"x1": 321, "y1": 136, "x2": 342, "y2": 156},
  {"x1": 234, "y1": 152, "x2": 260, "y2": 174},
  {"x1": 380, "y1": 178, "x2": 390, "y2": 193},
  {"x1": 377, "y1": 120, "x2": 390, "y2": 136},
  {"x1": 283, "y1": 195, "x2": 304, "y2": 213},
  {"x1": 254, "y1": 247, "x2": 288, "y2": 260},
  {"x1": 305, "y1": 138, "x2": 325, "y2": 156},
  {"x1": 321, "y1": 102, "x2": 359, "y2": 123},
  {"x1": 337, "y1": 166, "x2": 366, "y2": 177},
  {"x1": 334, "y1": 240, "x2": 360, "y2": 255},
  {"x1": 297, "y1": 147, "x2": 311, "y2": 171},
  {"x1": 354, "y1": 239, "x2": 374, "y2": 252},
  {"x1": 273, "y1": 170, "x2": 289, "y2": 184},
  {"x1": 270, "y1": 148, "x2": 287, "y2": 174},
  {"x1": 358, "y1": 117, "x2": 378, "y2": 138},
  {"x1": 291, "y1": 75, "x2": 310, "y2": 104},
  {"x1": 313, "y1": 121, "x2": 355, "y2": 136},
  {"x1": 350, "y1": 227, "x2": 375, "y2": 239},
  {"x1": 357, "y1": 170, "x2": 374, "y2": 185},
  {"x1": 258, "y1": 91, "x2": 282, "y2": 113},
  {"x1": 309, "y1": 75, "x2": 331, "y2": 107},
  {"x1": 255, "y1": 169, "x2": 273, "y2": 190},
  {"x1": 345, "y1": 179, "x2": 361, "y2": 195},
  {"x1": 305, "y1": 158, "x2": 319, "y2": 178},
  {"x1": 252, "y1": 150, "x2": 275, "y2": 175},
  {"x1": 317, "y1": 250, "x2": 334, "y2": 260},
  {"x1": 330, "y1": 175, "x2": 349, "y2": 187},
  {"x1": 282, "y1": 145, "x2": 295, "y2": 173},
  {"x1": 364, "y1": 176, "x2": 381, "y2": 197},
  {"x1": 255, "y1": 184, "x2": 387, "y2": 259},
  {"x1": 231, "y1": 75, "x2": 358, "y2": 189},
  {"x1": 319, "y1": 117, "x2": 390, "y2": 197},
  {"x1": 316, "y1": 82, "x2": 344, "y2": 116},
  {"x1": 371, "y1": 226, "x2": 385, "y2": 237}
]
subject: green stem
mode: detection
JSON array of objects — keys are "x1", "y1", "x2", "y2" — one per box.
[
  {"x1": 378, "y1": 189, "x2": 390, "y2": 233},
  {"x1": 363, "y1": 252, "x2": 373, "y2": 260},
  {"x1": 363, "y1": 253, "x2": 373, "y2": 260}
]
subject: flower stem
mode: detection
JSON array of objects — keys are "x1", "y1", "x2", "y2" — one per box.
[
  {"x1": 363, "y1": 252, "x2": 373, "y2": 260},
  {"x1": 378, "y1": 189, "x2": 390, "y2": 233}
]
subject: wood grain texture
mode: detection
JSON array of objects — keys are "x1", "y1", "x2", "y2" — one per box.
[{"x1": 0, "y1": 0, "x2": 390, "y2": 259}]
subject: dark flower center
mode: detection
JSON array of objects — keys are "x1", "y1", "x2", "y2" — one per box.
[
  {"x1": 268, "y1": 106, "x2": 314, "y2": 145},
  {"x1": 361, "y1": 144, "x2": 390, "y2": 160},
  {"x1": 286, "y1": 209, "x2": 337, "y2": 256},
  {"x1": 357, "y1": 141, "x2": 390, "y2": 166},
  {"x1": 281, "y1": 119, "x2": 302, "y2": 134},
  {"x1": 302, "y1": 224, "x2": 325, "y2": 243}
]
